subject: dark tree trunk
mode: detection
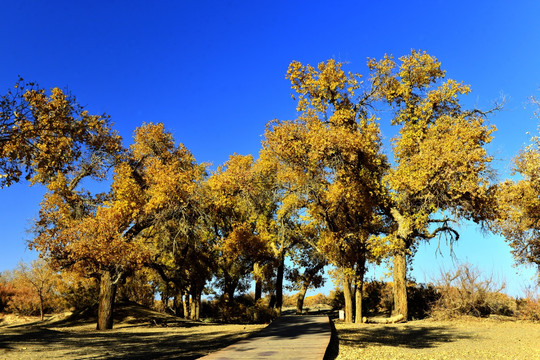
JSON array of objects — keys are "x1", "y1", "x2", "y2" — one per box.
[
  {"x1": 275, "y1": 255, "x2": 285, "y2": 316},
  {"x1": 296, "y1": 282, "x2": 308, "y2": 315},
  {"x1": 97, "y1": 270, "x2": 118, "y2": 330},
  {"x1": 254, "y1": 262, "x2": 262, "y2": 302},
  {"x1": 173, "y1": 294, "x2": 183, "y2": 317},
  {"x1": 190, "y1": 287, "x2": 201, "y2": 320},
  {"x1": 393, "y1": 250, "x2": 408, "y2": 320},
  {"x1": 255, "y1": 278, "x2": 262, "y2": 302},
  {"x1": 224, "y1": 276, "x2": 238, "y2": 306},
  {"x1": 39, "y1": 294, "x2": 44, "y2": 321},
  {"x1": 268, "y1": 293, "x2": 276, "y2": 308},
  {"x1": 342, "y1": 274, "x2": 353, "y2": 323},
  {"x1": 183, "y1": 291, "x2": 190, "y2": 319},
  {"x1": 160, "y1": 291, "x2": 169, "y2": 313},
  {"x1": 354, "y1": 256, "x2": 366, "y2": 323}
]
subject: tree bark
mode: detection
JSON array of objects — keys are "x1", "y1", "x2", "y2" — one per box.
[
  {"x1": 393, "y1": 250, "x2": 408, "y2": 320},
  {"x1": 223, "y1": 275, "x2": 238, "y2": 306},
  {"x1": 254, "y1": 263, "x2": 262, "y2": 302},
  {"x1": 390, "y1": 208, "x2": 411, "y2": 322},
  {"x1": 183, "y1": 291, "x2": 190, "y2": 319},
  {"x1": 275, "y1": 255, "x2": 285, "y2": 316},
  {"x1": 97, "y1": 270, "x2": 118, "y2": 330},
  {"x1": 173, "y1": 293, "x2": 183, "y2": 317},
  {"x1": 354, "y1": 256, "x2": 366, "y2": 323},
  {"x1": 190, "y1": 287, "x2": 201, "y2": 320},
  {"x1": 39, "y1": 294, "x2": 44, "y2": 321},
  {"x1": 255, "y1": 279, "x2": 262, "y2": 302},
  {"x1": 296, "y1": 282, "x2": 309, "y2": 315},
  {"x1": 342, "y1": 274, "x2": 353, "y2": 323}
]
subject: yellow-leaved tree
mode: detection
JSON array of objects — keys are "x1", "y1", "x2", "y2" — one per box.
[
  {"x1": 493, "y1": 120, "x2": 540, "y2": 277},
  {"x1": 262, "y1": 59, "x2": 389, "y2": 322},
  {"x1": 368, "y1": 50, "x2": 498, "y2": 319},
  {"x1": 206, "y1": 154, "x2": 273, "y2": 310},
  {"x1": 0, "y1": 80, "x2": 121, "y2": 188},
  {"x1": 31, "y1": 123, "x2": 205, "y2": 330}
]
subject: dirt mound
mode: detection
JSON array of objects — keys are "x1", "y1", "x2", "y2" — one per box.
[{"x1": 52, "y1": 302, "x2": 196, "y2": 328}]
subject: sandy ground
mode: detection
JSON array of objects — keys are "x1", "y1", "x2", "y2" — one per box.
[
  {"x1": 3, "y1": 308, "x2": 538, "y2": 360},
  {"x1": 329, "y1": 317, "x2": 540, "y2": 360},
  {"x1": 0, "y1": 308, "x2": 266, "y2": 360}
]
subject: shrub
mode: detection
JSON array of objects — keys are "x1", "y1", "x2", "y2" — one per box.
[
  {"x1": 516, "y1": 286, "x2": 540, "y2": 322},
  {"x1": 0, "y1": 281, "x2": 15, "y2": 312},
  {"x1": 430, "y1": 263, "x2": 516, "y2": 319},
  {"x1": 407, "y1": 282, "x2": 440, "y2": 320},
  {"x1": 328, "y1": 289, "x2": 345, "y2": 310}
]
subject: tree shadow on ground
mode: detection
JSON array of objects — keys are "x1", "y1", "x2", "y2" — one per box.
[
  {"x1": 337, "y1": 323, "x2": 473, "y2": 350},
  {"x1": 0, "y1": 326, "x2": 256, "y2": 359}
]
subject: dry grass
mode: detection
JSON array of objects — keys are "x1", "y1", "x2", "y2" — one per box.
[
  {"x1": 331, "y1": 317, "x2": 540, "y2": 360},
  {"x1": 0, "y1": 304, "x2": 266, "y2": 359}
]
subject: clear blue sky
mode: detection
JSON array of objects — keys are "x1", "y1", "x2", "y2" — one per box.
[{"x1": 1, "y1": 1, "x2": 539, "y2": 297}]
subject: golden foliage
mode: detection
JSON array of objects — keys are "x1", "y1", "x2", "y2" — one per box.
[
  {"x1": 494, "y1": 127, "x2": 540, "y2": 273},
  {"x1": 0, "y1": 81, "x2": 122, "y2": 188}
]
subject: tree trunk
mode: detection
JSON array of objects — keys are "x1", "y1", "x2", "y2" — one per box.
[
  {"x1": 393, "y1": 250, "x2": 408, "y2": 320},
  {"x1": 354, "y1": 256, "x2": 366, "y2": 323},
  {"x1": 275, "y1": 255, "x2": 285, "y2": 316},
  {"x1": 254, "y1": 263, "x2": 262, "y2": 302},
  {"x1": 268, "y1": 293, "x2": 276, "y2": 308},
  {"x1": 183, "y1": 291, "x2": 190, "y2": 319},
  {"x1": 39, "y1": 294, "x2": 44, "y2": 321},
  {"x1": 160, "y1": 291, "x2": 169, "y2": 313},
  {"x1": 296, "y1": 282, "x2": 309, "y2": 315},
  {"x1": 173, "y1": 294, "x2": 183, "y2": 317},
  {"x1": 255, "y1": 279, "x2": 262, "y2": 302},
  {"x1": 342, "y1": 274, "x2": 353, "y2": 323},
  {"x1": 97, "y1": 270, "x2": 118, "y2": 330},
  {"x1": 224, "y1": 276, "x2": 238, "y2": 306},
  {"x1": 190, "y1": 287, "x2": 201, "y2": 320},
  {"x1": 390, "y1": 208, "x2": 411, "y2": 322}
]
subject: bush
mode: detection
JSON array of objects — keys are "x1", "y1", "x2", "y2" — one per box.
[
  {"x1": 247, "y1": 299, "x2": 277, "y2": 323},
  {"x1": 0, "y1": 281, "x2": 15, "y2": 312},
  {"x1": 407, "y1": 283, "x2": 440, "y2": 320},
  {"x1": 516, "y1": 286, "x2": 540, "y2": 322},
  {"x1": 430, "y1": 263, "x2": 516, "y2": 319},
  {"x1": 328, "y1": 289, "x2": 345, "y2": 310}
]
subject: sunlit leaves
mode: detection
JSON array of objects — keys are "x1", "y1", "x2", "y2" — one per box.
[
  {"x1": 494, "y1": 127, "x2": 540, "y2": 273},
  {"x1": 370, "y1": 50, "x2": 496, "y2": 234},
  {"x1": 0, "y1": 81, "x2": 122, "y2": 188}
]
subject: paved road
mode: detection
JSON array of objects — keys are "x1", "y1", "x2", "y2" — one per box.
[{"x1": 200, "y1": 315, "x2": 331, "y2": 360}]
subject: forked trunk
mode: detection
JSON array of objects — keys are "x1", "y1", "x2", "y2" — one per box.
[
  {"x1": 97, "y1": 270, "x2": 118, "y2": 330},
  {"x1": 223, "y1": 274, "x2": 237, "y2": 306},
  {"x1": 342, "y1": 274, "x2": 353, "y2": 323},
  {"x1": 393, "y1": 251, "x2": 408, "y2": 320}
]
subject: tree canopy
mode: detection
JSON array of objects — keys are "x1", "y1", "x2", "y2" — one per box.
[{"x1": 2, "y1": 50, "x2": 536, "y2": 328}]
